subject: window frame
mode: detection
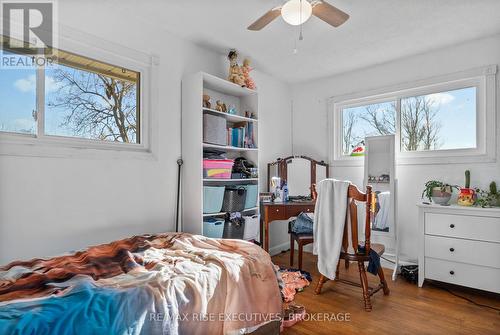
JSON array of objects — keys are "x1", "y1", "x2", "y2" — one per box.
[
  {"x1": 0, "y1": 28, "x2": 158, "y2": 159},
  {"x1": 329, "y1": 65, "x2": 497, "y2": 166}
]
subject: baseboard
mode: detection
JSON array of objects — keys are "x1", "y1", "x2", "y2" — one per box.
[{"x1": 269, "y1": 242, "x2": 290, "y2": 256}]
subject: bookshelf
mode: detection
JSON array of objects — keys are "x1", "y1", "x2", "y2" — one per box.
[{"x1": 181, "y1": 72, "x2": 259, "y2": 239}]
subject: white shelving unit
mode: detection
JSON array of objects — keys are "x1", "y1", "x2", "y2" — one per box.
[
  {"x1": 363, "y1": 135, "x2": 399, "y2": 280},
  {"x1": 202, "y1": 207, "x2": 259, "y2": 218},
  {"x1": 203, "y1": 108, "x2": 258, "y2": 123},
  {"x1": 181, "y1": 72, "x2": 259, "y2": 238}
]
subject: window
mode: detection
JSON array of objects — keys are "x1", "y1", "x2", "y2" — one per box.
[
  {"x1": 0, "y1": 47, "x2": 141, "y2": 144},
  {"x1": 0, "y1": 51, "x2": 37, "y2": 135},
  {"x1": 332, "y1": 65, "x2": 497, "y2": 165},
  {"x1": 342, "y1": 101, "x2": 396, "y2": 155},
  {"x1": 400, "y1": 87, "x2": 476, "y2": 152}
]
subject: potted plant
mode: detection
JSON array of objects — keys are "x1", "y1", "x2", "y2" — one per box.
[
  {"x1": 489, "y1": 181, "x2": 500, "y2": 207},
  {"x1": 458, "y1": 170, "x2": 475, "y2": 206},
  {"x1": 421, "y1": 181, "x2": 458, "y2": 205}
]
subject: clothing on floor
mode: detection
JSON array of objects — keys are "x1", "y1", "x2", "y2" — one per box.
[
  {"x1": 313, "y1": 179, "x2": 350, "y2": 280},
  {"x1": 278, "y1": 269, "x2": 310, "y2": 303}
]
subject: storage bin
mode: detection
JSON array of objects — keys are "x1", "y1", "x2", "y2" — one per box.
[
  {"x1": 223, "y1": 220, "x2": 245, "y2": 239},
  {"x1": 221, "y1": 187, "x2": 247, "y2": 212},
  {"x1": 203, "y1": 186, "x2": 225, "y2": 213},
  {"x1": 203, "y1": 159, "x2": 234, "y2": 179},
  {"x1": 243, "y1": 185, "x2": 258, "y2": 209},
  {"x1": 243, "y1": 215, "x2": 259, "y2": 240},
  {"x1": 203, "y1": 114, "x2": 227, "y2": 146},
  {"x1": 203, "y1": 218, "x2": 225, "y2": 238}
]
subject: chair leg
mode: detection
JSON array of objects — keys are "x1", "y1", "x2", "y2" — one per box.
[
  {"x1": 345, "y1": 259, "x2": 350, "y2": 269},
  {"x1": 298, "y1": 242, "x2": 303, "y2": 271},
  {"x1": 315, "y1": 275, "x2": 328, "y2": 295},
  {"x1": 335, "y1": 261, "x2": 340, "y2": 279},
  {"x1": 378, "y1": 266, "x2": 390, "y2": 295},
  {"x1": 290, "y1": 236, "x2": 294, "y2": 267},
  {"x1": 358, "y1": 262, "x2": 372, "y2": 312}
]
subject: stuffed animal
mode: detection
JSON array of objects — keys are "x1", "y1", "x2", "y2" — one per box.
[
  {"x1": 227, "y1": 50, "x2": 246, "y2": 87},
  {"x1": 215, "y1": 100, "x2": 227, "y2": 113},
  {"x1": 203, "y1": 94, "x2": 211, "y2": 109},
  {"x1": 242, "y1": 58, "x2": 256, "y2": 90}
]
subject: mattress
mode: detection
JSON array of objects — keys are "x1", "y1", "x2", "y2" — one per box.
[{"x1": 0, "y1": 233, "x2": 282, "y2": 334}]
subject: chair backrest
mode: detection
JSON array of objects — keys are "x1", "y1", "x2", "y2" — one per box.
[
  {"x1": 345, "y1": 184, "x2": 373, "y2": 256},
  {"x1": 312, "y1": 182, "x2": 373, "y2": 256}
]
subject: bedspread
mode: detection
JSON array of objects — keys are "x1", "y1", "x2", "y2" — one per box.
[{"x1": 0, "y1": 233, "x2": 282, "y2": 334}]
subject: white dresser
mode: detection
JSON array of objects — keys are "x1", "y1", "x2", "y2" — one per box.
[{"x1": 418, "y1": 204, "x2": 500, "y2": 293}]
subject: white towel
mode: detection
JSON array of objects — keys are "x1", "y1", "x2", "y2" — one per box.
[
  {"x1": 374, "y1": 191, "x2": 390, "y2": 230},
  {"x1": 313, "y1": 179, "x2": 350, "y2": 280}
]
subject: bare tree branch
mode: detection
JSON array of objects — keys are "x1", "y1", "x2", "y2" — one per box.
[{"x1": 47, "y1": 66, "x2": 137, "y2": 143}]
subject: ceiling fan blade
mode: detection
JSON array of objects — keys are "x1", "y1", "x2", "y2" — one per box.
[
  {"x1": 312, "y1": 1, "x2": 349, "y2": 27},
  {"x1": 247, "y1": 7, "x2": 281, "y2": 31}
]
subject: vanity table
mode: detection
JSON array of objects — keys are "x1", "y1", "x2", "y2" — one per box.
[
  {"x1": 417, "y1": 203, "x2": 500, "y2": 293},
  {"x1": 262, "y1": 156, "x2": 329, "y2": 253},
  {"x1": 260, "y1": 201, "x2": 316, "y2": 252}
]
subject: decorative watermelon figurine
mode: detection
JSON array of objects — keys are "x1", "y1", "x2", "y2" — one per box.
[{"x1": 350, "y1": 141, "x2": 365, "y2": 157}]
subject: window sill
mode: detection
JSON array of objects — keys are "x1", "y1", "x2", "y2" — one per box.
[
  {"x1": 332, "y1": 150, "x2": 495, "y2": 167},
  {"x1": 0, "y1": 134, "x2": 156, "y2": 160}
]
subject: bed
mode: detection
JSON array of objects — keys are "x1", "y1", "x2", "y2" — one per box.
[{"x1": 0, "y1": 233, "x2": 282, "y2": 334}]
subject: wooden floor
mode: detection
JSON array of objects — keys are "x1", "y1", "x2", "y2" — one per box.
[{"x1": 272, "y1": 251, "x2": 500, "y2": 335}]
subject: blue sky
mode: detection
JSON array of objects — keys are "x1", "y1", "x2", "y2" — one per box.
[
  {"x1": 0, "y1": 67, "x2": 37, "y2": 134},
  {"x1": 343, "y1": 87, "x2": 476, "y2": 152}
]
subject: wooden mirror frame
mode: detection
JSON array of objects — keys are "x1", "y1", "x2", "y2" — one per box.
[{"x1": 267, "y1": 155, "x2": 330, "y2": 195}]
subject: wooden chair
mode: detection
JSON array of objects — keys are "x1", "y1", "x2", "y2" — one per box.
[
  {"x1": 313, "y1": 184, "x2": 390, "y2": 312},
  {"x1": 288, "y1": 222, "x2": 313, "y2": 271}
]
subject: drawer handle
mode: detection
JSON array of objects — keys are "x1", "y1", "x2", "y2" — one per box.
[
  {"x1": 276, "y1": 209, "x2": 279, "y2": 212},
  {"x1": 449, "y1": 270, "x2": 455, "y2": 275},
  {"x1": 449, "y1": 247, "x2": 455, "y2": 252},
  {"x1": 449, "y1": 224, "x2": 455, "y2": 228}
]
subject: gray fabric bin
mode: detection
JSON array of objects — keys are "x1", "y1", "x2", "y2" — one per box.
[
  {"x1": 223, "y1": 220, "x2": 245, "y2": 239},
  {"x1": 203, "y1": 114, "x2": 227, "y2": 146},
  {"x1": 221, "y1": 187, "x2": 247, "y2": 212}
]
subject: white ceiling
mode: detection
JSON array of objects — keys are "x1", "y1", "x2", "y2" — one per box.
[{"x1": 76, "y1": 0, "x2": 500, "y2": 83}]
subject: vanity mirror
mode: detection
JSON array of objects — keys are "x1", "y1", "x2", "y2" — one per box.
[{"x1": 267, "y1": 156, "x2": 329, "y2": 199}]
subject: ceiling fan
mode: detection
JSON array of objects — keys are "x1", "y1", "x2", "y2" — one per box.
[{"x1": 248, "y1": 0, "x2": 349, "y2": 31}]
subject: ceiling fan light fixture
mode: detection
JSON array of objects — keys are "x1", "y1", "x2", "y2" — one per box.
[{"x1": 281, "y1": 0, "x2": 312, "y2": 26}]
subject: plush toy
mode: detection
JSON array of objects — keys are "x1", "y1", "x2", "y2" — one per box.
[
  {"x1": 227, "y1": 49, "x2": 246, "y2": 87},
  {"x1": 242, "y1": 58, "x2": 256, "y2": 90},
  {"x1": 215, "y1": 100, "x2": 227, "y2": 113},
  {"x1": 203, "y1": 94, "x2": 211, "y2": 109}
]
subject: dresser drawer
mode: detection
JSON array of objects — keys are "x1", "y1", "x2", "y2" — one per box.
[
  {"x1": 425, "y1": 212, "x2": 500, "y2": 242},
  {"x1": 425, "y1": 235, "x2": 500, "y2": 269},
  {"x1": 425, "y1": 258, "x2": 500, "y2": 293},
  {"x1": 265, "y1": 205, "x2": 286, "y2": 221},
  {"x1": 286, "y1": 205, "x2": 315, "y2": 217}
]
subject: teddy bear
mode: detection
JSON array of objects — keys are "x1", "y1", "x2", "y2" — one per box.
[
  {"x1": 203, "y1": 94, "x2": 211, "y2": 109},
  {"x1": 215, "y1": 100, "x2": 227, "y2": 113},
  {"x1": 227, "y1": 50, "x2": 246, "y2": 87},
  {"x1": 242, "y1": 58, "x2": 256, "y2": 90}
]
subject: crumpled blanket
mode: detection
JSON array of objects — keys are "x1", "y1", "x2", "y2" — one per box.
[{"x1": 0, "y1": 233, "x2": 282, "y2": 335}]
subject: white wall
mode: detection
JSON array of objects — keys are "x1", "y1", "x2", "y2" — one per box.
[
  {"x1": 253, "y1": 71, "x2": 293, "y2": 254},
  {"x1": 291, "y1": 34, "x2": 500, "y2": 261},
  {"x1": 0, "y1": 2, "x2": 291, "y2": 263}
]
